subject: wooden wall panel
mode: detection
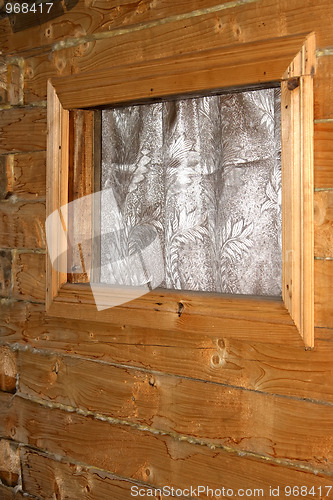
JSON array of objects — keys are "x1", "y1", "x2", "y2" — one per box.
[
  {"x1": 21, "y1": 449, "x2": 181, "y2": 500},
  {"x1": 21, "y1": 1, "x2": 331, "y2": 105},
  {"x1": 314, "y1": 56, "x2": 333, "y2": 120},
  {"x1": 0, "y1": 156, "x2": 12, "y2": 201},
  {"x1": 0, "y1": 303, "x2": 330, "y2": 403},
  {"x1": 0, "y1": 346, "x2": 17, "y2": 393},
  {"x1": 1, "y1": 0, "x2": 333, "y2": 59},
  {"x1": 0, "y1": 108, "x2": 46, "y2": 154},
  {"x1": 314, "y1": 191, "x2": 333, "y2": 257},
  {"x1": 20, "y1": 448, "x2": 333, "y2": 500},
  {"x1": 0, "y1": 0, "x2": 249, "y2": 56},
  {"x1": 12, "y1": 252, "x2": 46, "y2": 303},
  {"x1": 16, "y1": 349, "x2": 333, "y2": 455},
  {"x1": 314, "y1": 259, "x2": 333, "y2": 328},
  {"x1": 0, "y1": 439, "x2": 20, "y2": 487},
  {"x1": 12, "y1": 152, "x2": 46, "y2": 200},
  {"x1": 0, "y1": 202, "x2": 45, "y2": 249},
  {"x1": 314, "y1": 122, "x2": 333, "y2": 188},
  {"x1": 0, "y1": 250, "x2": 12, "y2": 297},
  {"x1": 1, "y1": 393, "x2": 333, "y2": 491}
]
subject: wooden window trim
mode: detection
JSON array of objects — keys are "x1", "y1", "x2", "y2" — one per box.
[{"x1": 46, "y1": 32, "x2": 316, "y2": 347}]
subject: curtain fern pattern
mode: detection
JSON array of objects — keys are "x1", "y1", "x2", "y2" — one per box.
[{"x1": 101, "y1": 88, "x2": 282, "y2": 296}]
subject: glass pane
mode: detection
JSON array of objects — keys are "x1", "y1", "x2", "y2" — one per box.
[{"x1": 100, "y1": 88, "x2": 282, "y2": 296}]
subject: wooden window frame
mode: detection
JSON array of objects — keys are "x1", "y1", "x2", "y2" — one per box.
[{"x1": 46, "y1": 33, "x2": 316, "y2": 348}]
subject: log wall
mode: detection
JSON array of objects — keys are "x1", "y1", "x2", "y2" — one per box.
[{"x1": 1, "y1": 1, "x2": 333, "y2": 498}]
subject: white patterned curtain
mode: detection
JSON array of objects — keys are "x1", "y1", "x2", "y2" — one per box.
[{"x1": 100, "y1": 88, "x2": 282, "y2": 296}]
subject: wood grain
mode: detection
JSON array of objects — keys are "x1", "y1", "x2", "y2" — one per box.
[
  {"x1": 20, "y1": 447, "x2": 333, "y2": 500},
  {"x1": 314, "y1": 122, "x2": 333, "y2": 189},
  {"x1": 0, "y1": 346, "x2": 17, "y2": 393},
  {"x1": 46, "y1": 82, "x2": 69, "y2": 309},
  {"x1": 0, "y1": 0, "x2": 251, "y2": 56},
  {"x1": 314, "y1": 56, "x2": 333, "y2": 121},
  {"x1": 314, "y1": 259, "x2": 333, "y2": 328},
  {"x1": 0, "y1": 108, "x2": 46, "y2": 154},
  {"x1": 0, "y1": 439, "x2": 20, "y2": 487},
  {"x1": 67, "y1": 109, "x2": 94, "y2": 284},
  {"x1": 49, "y1": 284, "x2": 302, "y2": 344},
  {"x1": 12, "y1": 252, "x2": 46, "y2": 303},
  {"x1": 0, "y1": 250, "x2": 12, "y2": 297},
  {"x1": 0, "y1": 485, "x2": 28, "y2": 500},
  {"x1": 19, "y1": 0, "x2": 333, "y2": 104},
  {"x1": 21, "y1": 449, "x2": 182, "y2": 500},
  {"x1": 12, "y1": 152, "x2": 46, "y2": 200},
  {"x1": 314, "y1": 191, "x2": 333, "y2": 258},
  {"x1": 53, "y1": 34, "x2": 310, "y2": 109},
  {"x1": 0, "y1": 156, "x2": 12, "y2": 201},
  {"x1": 17, "y1": 348, "x2": 333, "y2": 444},
  {"x1": 0, "y1": 201, "x2": 45, "y2": 249},
  {"x1": 2, "y1": 393, "x2": 333, "y2": 481},
  {"x1": 3, "y1": 302, "x2": 333, "y2": 404}
]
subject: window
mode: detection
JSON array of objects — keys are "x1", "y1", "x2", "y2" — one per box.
[
  {"x1": 99, "y1": 88, "x2": 282, "y2": 296},
  {"x1": 46, "y1": 33, "x2": 315, "y2": 347}
]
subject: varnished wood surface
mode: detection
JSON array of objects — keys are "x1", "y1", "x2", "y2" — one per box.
[
  {"x1": 314, "y1": 122, "x2": 333, "y2": 188},
  {"x1": 12, "y1": 252, "x2": 46, "y2": 303},
  {"x1": 314, "y1": 259, "x2": 333, "y2": 329},
  {"x1": 0, "y1": 201, "x2": 45, "y2": 249},
  {"x1": 3, "y1": 302, "x2": 333, "y2": 404},
  {"x1": 1, "y1": 393, "x2": 333, "y2": 480},
  {"x1": 314, "y1": 57, "x2": 333, "y2": 120},
  {"x1": 0, "y1": 250, "x2": 12, "y2": 297},
  {"x1": 20, "y1": 448, "x2": 333, "y2": 500},
  {"x1": 16, "y1": 348, "x2": 333, "y2": 452},
  {"x1": 12, "y1": 152, "x2": 46, "y2": 200},
  {"x1": 0, "y1": 439, "x2": 20, "y2": 487},
  {"x1": 0, "y1": 108, "x2": 46, "y2": 154},
  {"x1": 314, "y1": 191, "x2": 333, "y2": 258},
  {"x1": 0, "y1": 347, "x2": 17, "y2": 393},
  {"x1": 21, "y1": 449, "x2": 186, "y2": 500},
  {"x1": 53, "y1": 34, "x2": 311, "y2": 109}
]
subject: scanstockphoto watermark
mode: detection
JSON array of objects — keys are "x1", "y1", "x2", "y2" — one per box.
[
  {"x1": 130, "y1": 485, "x2": 265, "y2": 497},
  {"x1": 130, "y1": 485, "x2": 333, "y2": 497}
]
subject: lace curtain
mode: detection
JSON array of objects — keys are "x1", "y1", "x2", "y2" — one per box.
[{"x1": 100, "y1": 88, "x2": 282, "y2": 296}]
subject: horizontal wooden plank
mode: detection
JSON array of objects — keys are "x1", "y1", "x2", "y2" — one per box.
[
  {"x1": 54, "y1": 34, "x2": 310, "y2": 109},
  {"x1": 314, "y1": 56, "x2": 333, "y2": 121},
  {"x1": 1, "y1": 393, "x2": 333, "y2": 488},
  {"x1": 0, "y1": 156, "x2": 12, "y2": 201},
  {"x1": 12, "y1": 152, "x2": 46, "y2": 200},
  {"x1": 0, "y1": 346, "x2": 17, "y2": 393},
  {"x1": 0, "y1": 108, "x2": 46, "y2": 154},
  {"x1": 314, "y1": 122, "x2": 333, "y2": 189},
  {"x1": 50, "y1": 285, "x2": 301, "y2": 344},
  {"x1": 0, "y1": 201, "x2": 45, "y2": 249},
  {"x1": 3, "y1": 302, "x2": 333, "y2": 404},
  {"x1": 17, "y1": 348, "x2": 333, "y2": 453},
  {"x1": 314, "y1": 191, "x2": 333, "y2": 258},
  {"x1": 21, "y1": 449, "x2": 181, "y2": 500},
  {"x1": 314, "y1": 259, "x2": 333, "y2": 328},
  {"x1": 20, "y1": 447, "x2": 333, "y2": 500},
  {"x1": 0, "y1": 250, "x2": 12, "y2": 297},
  {"x1": 2, "y1": 0, "x2": 333, "y2": 60},
  {"x1": 12, "y1": 252, "x2": 46, "y2": 303},
  {"x1": 0, "y1": 439, "x2": 20, "y2": 487},
  {"x1": 23, "y1": 1, "x2": 325, "y2": 103},
  {"x1": 0, "y1": 0, "x2": 252, "y2": 56}
]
